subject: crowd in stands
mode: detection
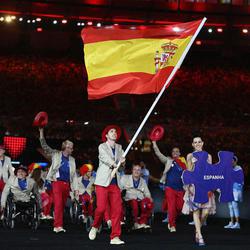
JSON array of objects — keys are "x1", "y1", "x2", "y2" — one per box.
[{"x1": 0, "y1": 55, "x2": 249, "y2": 183}]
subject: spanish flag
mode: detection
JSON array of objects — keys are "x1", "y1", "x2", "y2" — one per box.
[{"x1": 82, "y1": 19, "x2": 203, "y2": 100}]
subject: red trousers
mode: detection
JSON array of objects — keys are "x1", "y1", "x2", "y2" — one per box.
[
  {"x1": 165, "y1": 187, "x2": 184, "y2": 227},
  {"x1": 0, "y1": 179, "x2": 5, "y2": 193},
  {"x1": 52, "y1": 181, "x2": 70, "y2": 228},
  {"x1": 104, "y1": 200, "x2": 124, "y2": 223},
  {"x1": 41, "y1": 191, "x2": 53, "y2": 216},
  {"x1": 104, "y1": 200, "x2": 110, "y2": 222},
  {"x1": 79, "y1": 193, "x2": 93, "y2": 217},
  {"x1": 93, "y1": 185, "x2": 122, "y2": 239},
  {"x1": 128, "y1": 198, "x2": 154, "y2": 224}
]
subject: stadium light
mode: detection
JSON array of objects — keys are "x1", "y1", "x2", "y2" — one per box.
[
  {"x1": 242, "y1": 28, "x2": 248, "y2": 34},
  {"x1": 5, "y1": 16, "x2": 12, "y2": 23}
]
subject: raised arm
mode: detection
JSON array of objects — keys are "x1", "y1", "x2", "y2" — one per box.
[
  {"x1": 39, "y1": 128, "x2": 57, "y2": 159},
  {"x1": 152, "y1": 141, "x2": 170, "y2": 164}
]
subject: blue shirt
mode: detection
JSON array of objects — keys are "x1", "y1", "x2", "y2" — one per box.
[
  {"x1": 18, "y1": 178, "x2": 27, "y2": 191},
  {"x1": 82, "y1": 179, "x2": 90, "y2": 188},
  {"x1": 165, "y1": 161, "x2": 184, "y2": 191},
  {"x1": 133, "y1": 178, "x2": 140, "y2": 189},
  {"x1": 57, "y1": 155, "x2": 70, "y2": 182},
  {"x1": 110, "y1": 146, "x2": 118, "y2": 186}
]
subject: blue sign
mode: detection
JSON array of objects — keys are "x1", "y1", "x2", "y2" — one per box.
[{"x1": 182, "y1": 151, "x2": 244, "y2": 203}]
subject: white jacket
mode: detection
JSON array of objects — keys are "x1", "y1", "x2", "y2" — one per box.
[
  {"x1": 78, "y1": 176, "x2": 95, "y2": 196},
  {"x1": 40, "y1": 138, "x2": 78, "y2": 192},
  {"x1": 0, "y1": 156, "x2": 14, "y2": 183},
  {"x1": 1, "y1": 176, "x2": 40, "y2": 207},
  {"x1": 94, "y1": 142, "x2": 124, "y2": 187},
  {"x1": 120, "y1": 175, "x2": 151, "y2": 201},
  {"x1": 152, "y1": 143, "x2": 173, "y2": 184}
]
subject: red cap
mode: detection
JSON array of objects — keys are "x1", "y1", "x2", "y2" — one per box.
[
  {"x1": 101, "y1": 125, "x2": 121, "y2": 142},
  {"x1": 33, "y1": 111, "x2": 48, "y2": 127},
  {"x1": 148, "y1": 125, "x2": 165, "y2": 141},
  {"x1": 80, "y1": 164, "x2": 93, "y2": 176}
]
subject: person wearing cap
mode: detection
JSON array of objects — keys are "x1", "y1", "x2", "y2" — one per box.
[
  {"x1": 224, "y1": 155, "x2": 244, "y2": 229},
  {"x1": 78, "y1": 164, "x2": 95, "y2": 222},
  {"x1": 89, "y1": 125, "x2": 125, "y2": 245},
  {"x1": 0, "y1": 145, "x2": 14, "y2": 198},
  {"x1": 1, "y1": 165, "x2": 41, "y2": 211},
  {"x1": 38, "y1": 128, "x2": 78, "y2": 233},
  {"x1": 152, "y1": 141, "x2": 187, "y2": 233},
  {"x1": 120, "y1": 163, "x2": 153, "y2": 229}
]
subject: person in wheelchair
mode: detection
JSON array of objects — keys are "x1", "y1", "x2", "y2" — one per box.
[
  {"x1": 77, "y1": 164, "x2": 95, "y2": 223},
  {"x1": 0, "y1": 165, "x2": 41, "y2": 228},
  {"x1": 29, "y1": 163, "x2": 53, "y2": 220},
  {"x1": 120, "y1": 163, "x2": 154, "y2": 230}
]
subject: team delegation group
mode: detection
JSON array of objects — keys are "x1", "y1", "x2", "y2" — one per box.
[{"x1": 0, "y1": 125, "x2": 243, "y2": 246}]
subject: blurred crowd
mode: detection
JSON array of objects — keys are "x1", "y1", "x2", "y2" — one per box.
[{"x1": 0, "y1": 55, "x2": 249, "y2": 184}]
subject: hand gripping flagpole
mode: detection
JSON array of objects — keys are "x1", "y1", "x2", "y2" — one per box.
[{"x1": 111, "y1": 17, "x2": 207, "y2": 179}]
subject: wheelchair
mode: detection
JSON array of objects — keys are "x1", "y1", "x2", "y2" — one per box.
[
  {"x1": 2, "y1": 192, "x2": 40, "y2": 231},
  {"x1": 121, "y1": 190, "x2": 154, "y2": 233},
  {"x1": 69, "y1": 197, "x2": 94, "y2": 232}
]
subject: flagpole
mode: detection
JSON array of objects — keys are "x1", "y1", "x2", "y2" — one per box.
[{"x1": 111, "y1": 17, "x2": 207, "y2": 178}]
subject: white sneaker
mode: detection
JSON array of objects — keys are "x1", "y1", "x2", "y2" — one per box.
[
  {"x1": 120, "y1": 221, "x2": 125, "y2": 225},
  {"x1": 89, "y1": 227, "x2": 98, "y2": 240},
  {"x1": 168, "y1": 223, "x2": 176, "y2": 232},
  {"x1": 46, "y1": 215, "x2": 53, "y2": 220},
  {"x1": 40, "y1": 214, "x2": 47, "y2": 220},
  {"x1": 188, "y1": 220, "x2": 206, "y2": 226},
  {"x1": 133, "y1": 223, "x2": 144, "y2": 230},
  {"x1": 110, "y1": 237, "x2": 125, "y2": 245},
  {"x1": 162, "y1": 217, "x2": 169, "y2": 223},
  {"x1": 53, "y1": 227, "x2": 66, "y2": 233},
  {"x1": 224, "y1": 222, "x2": 234, "y2": 229},
  {"x1": 231, "y1": 222, "x2": 240, "y2": 229},
  {"x1": 107, "y1": 220, "x2": 112, "y2": 229},
  {"x1": 142, "y1": 224, "x2": 151, "y2": 229}
]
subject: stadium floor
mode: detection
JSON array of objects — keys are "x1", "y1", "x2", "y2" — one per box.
[{"x1": 1, "y1": 215, "x2": 250, "y2": 250}]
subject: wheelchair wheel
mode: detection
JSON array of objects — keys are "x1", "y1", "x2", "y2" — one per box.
[
  {"x1": 70, "y1": 200, "x2": 81, "y2": 224},
  {"x1": 85, "y1": 216, "x2": 93, "y2": 232},
  {"x1": 30, "y1": 200, "x2": 39, "y2": 231},
  {"x1": 3, "y1": 197, "x2": 15, "y2": 229},
  {"x1": 9, "y1": 219, "x2": 15, "y2": 229}
]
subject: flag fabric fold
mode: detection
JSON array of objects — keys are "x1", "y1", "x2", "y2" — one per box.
[{"x1": 82, "y1": 20, "x2": 203, "y2": 100}]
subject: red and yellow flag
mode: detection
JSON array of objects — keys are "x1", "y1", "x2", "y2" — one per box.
[{"x1": 82, "y1": 20, "x2": 203, "y2": 100}]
